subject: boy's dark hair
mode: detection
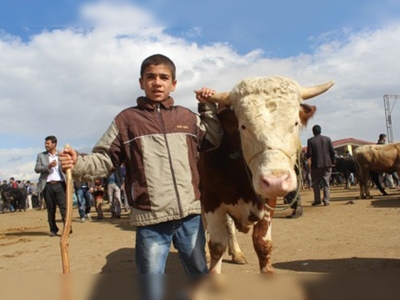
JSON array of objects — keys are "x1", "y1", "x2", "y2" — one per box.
[
  {"x1": 140, "y1": 54, "x2": 176, "y2": 81},
  {"x1": 379, "y1": 133, "x2": 386, "y2": 140},
  {"x1": 312, "y1": 125, "x2": 321, "y2": 135},
  {"x1": 45, "y1": 135, "x2": 57, "y2": 145}
]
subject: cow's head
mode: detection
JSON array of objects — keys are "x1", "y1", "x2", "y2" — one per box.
[{"x1": 208, "y1": 76, "x2": 334, "y2": 199}]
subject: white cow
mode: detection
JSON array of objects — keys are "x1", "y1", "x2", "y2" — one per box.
[{"x1": 199, "y1": 76, "x2": 334, "y2": 274}]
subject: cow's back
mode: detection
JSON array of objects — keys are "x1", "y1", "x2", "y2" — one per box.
[{"x1": 354, "y1": 143, "x2": 400, "y2": 173}]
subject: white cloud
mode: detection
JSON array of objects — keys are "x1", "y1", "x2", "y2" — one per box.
[
  {"x1": 1, "y1": 1, "x2": 400, "y2": 182},
  {"x1": 77, "y1": 0, "x2": 161, "y2": 27}
]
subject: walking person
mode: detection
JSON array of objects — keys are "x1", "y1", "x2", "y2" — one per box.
[
  {"x1": 106, "y1": 169, "x2": 123, "y2": 218},
  {"x1": 25, "y1": 180, "x2": 33, "y2": 210},
  {"x1": 306, "y1": 125, "x2": 335, "y2": 206},
  {"x1": 60, "y1": 54, "x2": 222, "y2": 299},
  {"x1": 377, "y1": 133, "x2": 398, "y2": 188},
  {"x1": 74, "y1": 181, "x2": 93, "y2": 222},
  {"x1": 91, "y1": 179, "x2": 105, "y2": 220},
  {"x1": 34, "y1": 135, "x2": 70, "y2": 236}
]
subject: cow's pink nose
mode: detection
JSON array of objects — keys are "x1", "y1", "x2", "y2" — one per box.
[{"x1": 260, "y1": 174, "x2": 292, "y2": 196}]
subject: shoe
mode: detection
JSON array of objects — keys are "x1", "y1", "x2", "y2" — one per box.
[
  {"x1": 80, "y1": 217, "x2": 85, "y2": 222},
  {"x1": 311, "y1": 202, "x2": 322, "y2": 206},
  {"x1": 286, "y1": 212, "x2": 299, "y2": 219},
  {"x1": 86, "y1": 213, "x2": 92, "y2": 221},
  {"x1": 323, "y1": 202, "x2": 330, "y2": 206},
  {"x1": 49, "y1": 231, "x2": 57, "y2": 237},
  {"x1": 295, "y1": 206, "x2": 303, "y2": 216}
]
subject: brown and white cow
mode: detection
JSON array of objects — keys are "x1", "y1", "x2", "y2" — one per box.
[
  {"x1": 353, "y1": 143, "x2": 400, "y2": 199},
  {"x1": 199, "y1": 76, "x2": 334, "y2": 274}
]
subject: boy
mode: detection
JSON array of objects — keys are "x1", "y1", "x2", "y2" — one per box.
[{"x1": 60, "y1": 54, "x2": 222, "y2": 283}]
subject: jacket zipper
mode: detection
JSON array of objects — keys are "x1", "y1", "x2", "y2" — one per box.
[{"x1": 156, "y1": 103, "x2": 184, "y2": 217}]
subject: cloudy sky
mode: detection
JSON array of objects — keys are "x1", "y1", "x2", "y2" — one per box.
[{"x1": 1, "y1": 0, "x2": 400, "y2": 182}]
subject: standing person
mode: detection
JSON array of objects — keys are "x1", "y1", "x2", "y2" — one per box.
[
  {"x1": 300, "y1": 150, "x2": 311, "y2": 189},
  {"x1": 9, "y1": 177, "x2": 18, "y2": 189},
  {"x1": 91, "y1": 179, "x2": 105, "y2": 220},
  {"x1": 284, "y1": 165, "x2": 303, "y2": 218},
  {"x1": 34, "y1": 135, "x2": 69, "y2": 237},
  {"x1": 119, "y1": 164, "x2": 130, "y2": 212},
  {"x1": 60, "y1": 54, "x2": 222, "y2": 299},
  {"x1": 376, "y1": 133, "x2": 398, "y2": 188},
  {"x1": 106, "y1": 168, "x2": 123, "y2": 218},
  {"x1": 25, "y1": 180, "x2": 33, "y2": 210},
  {"x1": 377, "y1": 133, "x2": 386, "y2": 145},
  {"x1": 74, "y1": 181, "x2": 93, "y2": 222},
  {"x1": 306, "y1": 125, "x2": 335, "y2": 206}
]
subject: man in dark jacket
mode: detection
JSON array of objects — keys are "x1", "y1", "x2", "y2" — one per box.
[{"x1": 306, "y1": 125, "x2": 335, "y2": 206}]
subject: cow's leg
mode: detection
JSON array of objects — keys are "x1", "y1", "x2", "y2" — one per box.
[
  {"x1": 226, "y1": 214, "x2": 247, "y2": 264},
  {"x1": 205, "y1": 208, "x2": 229, "y2": 274},
  {"x1": 358, "y1": 170, "x2": 368, "y2": 199},
  {"x1": 200, "y1": 209, "x2": 211, "y2": 263},
  {"x1": 252, "y1": 199, "x2": 276, "y2": 274},
  {"x1": 344, "y1": 171, "x2": 350, "y2": 189}
]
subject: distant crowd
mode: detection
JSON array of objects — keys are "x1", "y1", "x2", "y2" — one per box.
[{"x1": 0, "y1": 170, "x2": 129, "y2": 217}]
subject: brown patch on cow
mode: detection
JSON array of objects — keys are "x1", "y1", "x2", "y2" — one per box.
[
  {"x1": 252, "y1": 217, "x2": 274, "y2": 274},
  {"x1": 258, "y1": 241, "x2": 274, "y2": 274},
  {"x1": 265, "y1": 198, "x2": 277, "y2": 218},
  {"x1": 229, "y1": 214, "x2": 251, "y2": 234},
  {"x1": 199, "y1": 109, "x2": 261, "y2": 214},
  {"x1": 208, "y1": 241, "x2": 227, "y2": 274},
  {"x1": 208, "y1": 242, "x2": 226, "y2": 261},
  {"x1": 299, "y1": 103, "x2": 317, "y2": 126},
  {"x1": 248, "y1": 211, "x2": 261, "y2": 223}
]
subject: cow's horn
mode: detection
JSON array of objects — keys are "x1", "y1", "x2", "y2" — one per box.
[
  {"x1": 207, "y1": 92, "x2": 233, "y2": 106},
  {"x1": 301, "y1": 81, "x2": 335, "y2": 100}
]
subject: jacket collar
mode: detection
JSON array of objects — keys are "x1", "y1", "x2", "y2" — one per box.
[{"x1": 137, "y1": 96, "x2": 174, "y2": 110}]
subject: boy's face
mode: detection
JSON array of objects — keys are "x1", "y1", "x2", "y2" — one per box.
[{"x1": 139, "y1": 64, "x2": 177, "y2": 102}]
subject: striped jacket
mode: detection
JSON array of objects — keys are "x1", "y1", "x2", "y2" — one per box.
[{"x1": 72, "y1": 96, "x2": 222, "y2": 226}]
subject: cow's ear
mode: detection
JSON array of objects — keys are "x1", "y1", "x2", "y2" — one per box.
[{"x1": 299, "y1": 104, "x2": 317, "y2": 126}]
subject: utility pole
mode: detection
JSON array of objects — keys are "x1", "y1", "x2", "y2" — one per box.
[{"x1": 383, "y1": 94, "x2": 399, "y2": 143}]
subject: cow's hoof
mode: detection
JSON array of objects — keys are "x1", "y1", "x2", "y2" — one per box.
[
  {"x1": 231, "y1": 253, "x2": 247, "y2": 265},
  {"x1": 260, "y1": 267, "x2": 274, "y2": 274}
]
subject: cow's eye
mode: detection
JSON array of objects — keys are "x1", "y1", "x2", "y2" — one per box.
[
  {"x1": 295, "y1": 122, "x2": 299, "y2": 126},
  {"x1": 241, "y1": 125, "x2": 246, "y2": 130}
]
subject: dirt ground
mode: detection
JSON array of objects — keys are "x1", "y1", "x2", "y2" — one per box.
[{"x1": 1, "y1": 185, "x2": 400, "y2": 299}]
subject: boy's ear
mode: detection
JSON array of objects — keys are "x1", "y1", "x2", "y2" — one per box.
[
  {"x1": 170, "y1": 79, "x2": 177, "y2": 92},
  {"x1": 139, "y1": 78, "x2": 144, "y2": 90}
]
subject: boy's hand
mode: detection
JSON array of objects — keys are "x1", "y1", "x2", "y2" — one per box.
[
  {"x1": 59, "y1": 147, "x2": 78, "y2": 171},
  {"x1": 194, "y1": 87, "x2": 216, "y2": 103}
]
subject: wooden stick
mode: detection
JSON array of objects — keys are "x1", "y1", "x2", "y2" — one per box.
[{"x1": 60, "y1": 143, "x2": 73, "y2": 274}]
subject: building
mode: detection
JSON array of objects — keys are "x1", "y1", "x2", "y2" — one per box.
[
  {"x1": 303, "y1": 137, "x2": 374, "y2": 156},
  {"x1": 331, "y1": 138, "x2": 374, "y2": 156}
]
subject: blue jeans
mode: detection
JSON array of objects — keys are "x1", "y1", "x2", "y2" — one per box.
[
  {"x1": 76, "y1": 187, "x2": 92, "y2": 218},
  {"x1": 135, "y1": 214, "x2": 208, "y2": 300}
]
